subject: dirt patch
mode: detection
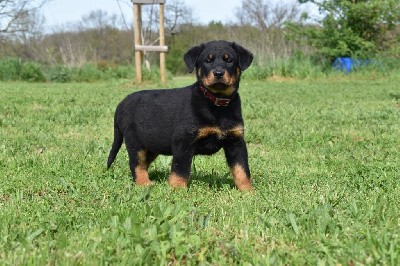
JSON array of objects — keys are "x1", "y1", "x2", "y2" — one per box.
[{"x1": 268, "y1": 75, "x2": 297, "y2": 82}]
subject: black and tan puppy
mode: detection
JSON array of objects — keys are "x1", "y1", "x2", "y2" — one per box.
[{"x1": 107, "y1": 40, "x2": 254, "y2": 191}]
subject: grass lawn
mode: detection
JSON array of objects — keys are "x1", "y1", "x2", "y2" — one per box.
[{"x1": 1, "y1": 75, "x2": 400, "y2": 264}]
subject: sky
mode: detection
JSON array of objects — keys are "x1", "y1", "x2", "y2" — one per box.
[{"x1": 41, "y1": 0, "x2": 244, "y2": 29}]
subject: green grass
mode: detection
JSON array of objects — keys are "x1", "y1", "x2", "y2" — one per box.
[{"x1": 1, "y1": 76, "x2": 400, "y2": 265}]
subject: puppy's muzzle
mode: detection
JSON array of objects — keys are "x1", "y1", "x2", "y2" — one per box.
[{"x1": 213, "y1": 69, "x2": 225, "y2": 80}]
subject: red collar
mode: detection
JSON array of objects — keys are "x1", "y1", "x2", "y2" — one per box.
[{"x1": 198, "y1": 84, "x2": 232, "y2": 107}]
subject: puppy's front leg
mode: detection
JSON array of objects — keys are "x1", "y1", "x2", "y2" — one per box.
[
  {"x1": 168, "y1": 140, "x2": 194, "y2": 189},
  {"x1": 224, "y1": 139, "x2": 254, "y2": 191}
]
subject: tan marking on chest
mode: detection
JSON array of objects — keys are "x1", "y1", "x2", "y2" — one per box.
[
  {"x1": 227, "y1": 125, "x2": 244, "y2": 137},
  {"x1": 197, "y1": 126, "x2": 224, "y2": 139},
  {"x1": 196, "y1": 125, "x2": 244, "y2": 140}
]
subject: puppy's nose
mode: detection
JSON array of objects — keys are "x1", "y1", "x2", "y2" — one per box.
[{"x1": 213, "y1": 69, "x2": 225, "y2": 79}]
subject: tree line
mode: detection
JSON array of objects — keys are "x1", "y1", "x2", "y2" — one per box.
[{"x1": 1, "y1": 0, "x2": 399, "y2": 77}]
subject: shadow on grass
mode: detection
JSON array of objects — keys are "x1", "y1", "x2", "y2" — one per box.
[
  {"x1": 149, "y1": 170, "x2": 235, "y2": 190},
  {"x1": 104, "y1": 164, "x2": 236, "y2": 190},
  {"x1": 389, "y1": 92, "x2": 400, "y2": 100}
]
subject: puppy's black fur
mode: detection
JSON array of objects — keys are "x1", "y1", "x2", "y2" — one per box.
[{"x1": 107, "y1": 40, "x2": 254, "y2": 191}]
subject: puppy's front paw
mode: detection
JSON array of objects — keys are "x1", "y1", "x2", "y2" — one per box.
[
  {"x1": 231, "y1": 164, "x2": 254, "y2": 192},
  {"x1": 168, "y1": 173, "x2": 188, "y2": 189},
  {"x1": 236, "y1": 181, "x2": 254, "y2": 192},
  {"x1": 135, "y1": 168, "x2": 153, "y2": 186},
  {"x1": 136, "y1": 180, "x2": 155, "y2": 186}
]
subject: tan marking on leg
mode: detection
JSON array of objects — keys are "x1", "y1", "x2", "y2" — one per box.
[
  {"x1": 137, "y1": 150, "x2": 146, "y2": 165},
  {"x1": 197, "y1": 126, "x2": 224, "y2": 140},
  {"x1": 231, "y1": 164, "x2": 254, "y2": 191},
  {"x1": 168, "y1": 173, "x2": 188, "y2": 188},
  {"x1": 135, "y1": 167, "x2": 152, "y2": 186},
  {"x1": 227, "y1": 125, "x2": 244, "y2": 138},
  {"x1": 135, "y1": 150, "x2": 153, "y2": 186}
]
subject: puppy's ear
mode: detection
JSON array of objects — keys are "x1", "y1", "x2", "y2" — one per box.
[
  {"x1": 231, "y1": 42, "x2": 253, "y2": 71},
  {"x1": 184, "y1": 44, "x2": 204, "y2": 73}
]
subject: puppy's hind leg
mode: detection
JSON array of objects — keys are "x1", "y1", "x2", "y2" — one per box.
[{"x1": 125, "y1": 136, "x2": 156, "y2": 186}]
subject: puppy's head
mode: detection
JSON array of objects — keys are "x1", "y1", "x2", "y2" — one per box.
[{"x1": 184, "y1": 40, "x2": 253, "y2": 96}]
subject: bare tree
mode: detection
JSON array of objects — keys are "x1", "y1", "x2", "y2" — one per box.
[
  {"x1": 120, "y1": 0, "x2": 193, "y2": 69},
  {"x1": 43, "y1": 10, "x2": 133, "y2": 66},
  {"x1": 164, "y1": 0, "x2": 193, "y2": 33},
  {"x1": 0, "y1": 0, "x2": 49, "y2": 36},
  {"x1": 235, "y1": 0, "x2": 301, "y2": 29},
  {"x1": 13, "y1": 9, "x2": 46, "y2": 60},
  {"x1": 80, "y1": 10, "x2": 118, "y2": 29},
  {"x1": 140, "y1": 0, "x2": 193, "y2": 42}
]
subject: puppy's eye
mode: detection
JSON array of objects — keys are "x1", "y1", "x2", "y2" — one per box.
[
  {"x1": 204, "y1": 57, "x2": 214, "y2": 63},
  {"x1": 223, "y1": 55, "x2": 233, "y2": 63}
]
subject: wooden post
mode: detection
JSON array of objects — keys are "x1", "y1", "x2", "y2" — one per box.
[
  {"x1": 133, "y1": 3, "x2": 142, "y2": 83},
  {"x1": 159, "y1": 3, "x2": 166, "y2": 83},
  {"x1": 132, "y1": 0, "x2": 167, "y2": 83}
]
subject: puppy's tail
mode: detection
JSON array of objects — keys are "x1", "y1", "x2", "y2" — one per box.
[{"x1": 107, "y1": 122, "x2": 123, "y2": 169}]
